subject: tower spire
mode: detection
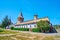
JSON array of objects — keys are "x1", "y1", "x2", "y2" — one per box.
[
  {"x1": 18, "y1": 11, "x2": 23, "y2": 18},
  {"x1": 17, "y1": 11, "x2": 24, "y2": 23}
]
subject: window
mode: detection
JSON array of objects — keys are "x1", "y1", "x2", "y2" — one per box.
[{"x1": 34, "y1": 25, "x2": 36, "y2": 27}]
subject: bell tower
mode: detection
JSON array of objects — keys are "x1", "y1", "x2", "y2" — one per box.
[
  {"x1": 34, "y1": 14, "x2": 38, "y2": 20},
  {"x1": 18, "y1": 12, "x2": 24, "y2": 23}
]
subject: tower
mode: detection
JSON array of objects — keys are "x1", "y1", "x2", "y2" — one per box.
[
  {"x1": 34, "y1": 14, "x2": 38, "y2": 20},
  {"x1": 18, "y1": 12, "x2": 24, "y2": 23}
]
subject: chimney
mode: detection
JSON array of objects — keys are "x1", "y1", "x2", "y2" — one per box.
[{"x1": 34, "y1": 14, "x2": 38, "y2": 20}]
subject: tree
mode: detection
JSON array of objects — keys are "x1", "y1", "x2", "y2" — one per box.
[
  {"x1": 37, "y1": 20, "x2": 50, "y2": 32},
  {"x1": 54, "y1": 25, "x2": 60, "y2": 29},
  {"x1": 1, "y1": 16, "x2": 12, "y2": 28}
]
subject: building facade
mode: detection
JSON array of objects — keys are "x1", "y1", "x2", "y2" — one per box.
[{"x1": 14, "y1": 12, "x2": 49, "y2": 28}]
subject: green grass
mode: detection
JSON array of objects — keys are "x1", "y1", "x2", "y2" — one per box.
[
  {"x1": 55, "y1": 36, "x2": 60, "y2": 38},
  {"x1": 0, "y1": 31, "x2": 18, "y2": 34},
  {"x1": 43, "y1": 36, "x2": 60, "y2": 40},
  {"x1": 43, "y1": 36, "x2": 54, "y2": 40},
  {"x1": 0, "y1": 29, "x2": 41, "y2": 40},
  {"x1": 0, "y1": 33, "x2": 41, "y2": 40},
  {"x1": 0, "y1": 29, "x2": 18, "y2": 34},
  {"x1": 0, "y1": 32, "x2": 60, "y2": 40},
  {"x1": 0, "y1": 28, "x2": 60, "y2": 40},
  {"x1": 0, "y1": 36, "x2": 13, "y2": 40}
]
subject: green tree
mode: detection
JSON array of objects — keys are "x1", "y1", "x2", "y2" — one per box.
[
  {"x1": 37, "y1": 20, "x2": 50, "y2": 32},
  {"x1": 54, "y1": 25, "x2": 60, "y2": 29},
  {"x1": 1, "y1": 16, "x2": 12, "y2": 28}
]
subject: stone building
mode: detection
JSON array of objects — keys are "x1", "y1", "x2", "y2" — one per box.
[{"x1": 14, "y1": 12, "x2": 49, "y2": 28}]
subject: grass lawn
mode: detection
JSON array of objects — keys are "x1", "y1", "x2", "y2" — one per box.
[
  {"x1": 0, "y1": 28, "x2": 18, "y2": 34},
  {"x1": 43, "y1": 36, "x2": 54, "y2": 40},
  {"x1": 0, "y1": 30, "x2": 18, "y2": 34},
  {"x1": 0, "y1": 28, "x2": 60, "y2": 40},
  {"x1": 0, "y1": 35, "x2": 60, "y2": 40},
  {"x1": 0, "y1": 32, "x2": 42, "y2": 40}
]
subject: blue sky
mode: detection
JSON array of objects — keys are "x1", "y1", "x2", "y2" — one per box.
[{"x1": 0, "y1": 0, "x2": 60, "y2": 25}]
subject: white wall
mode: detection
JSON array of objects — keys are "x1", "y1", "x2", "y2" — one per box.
[{"x1": 14, "y1": 24, "x2": 37, "y2": 28}]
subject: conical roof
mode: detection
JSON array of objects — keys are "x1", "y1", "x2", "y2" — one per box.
[{"x1": 18, "y1": 12, "x2": 23, "y2": 18}]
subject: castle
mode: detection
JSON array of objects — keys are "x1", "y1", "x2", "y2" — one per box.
[{"x1": 13, "y1": 12, "x2": 50, "y2": 28}]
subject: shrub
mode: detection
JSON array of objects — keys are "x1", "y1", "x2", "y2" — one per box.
[
  {"x1": 11, "y1": 26, "x2": 14, "y2": 30},
  {"x1": 0, "y1": 29, "x2": 3, "y2": 32},
  {"x1": 24, "y1": 28, "x2": 29, "y2": 31},
  {"x1": 13, "y1": 28, "x2": 29, "y2": 31},
  {"x1": 13, "y1": 28, "x2": 41, "y2": 32},
  {"x1": 32, "y1": 28, "x2": 41, "y2": 32}
]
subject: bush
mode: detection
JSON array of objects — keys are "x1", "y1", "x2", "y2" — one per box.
[
  {"x1": 11, "y1": 26, "x2": 14, "y2": 30},
  {"x1": 32, "y1": 28, "x2": 41, "y2": 32},
  {"x1": 12, "y1": 28, "x2": 41, "y2": 32},
  {"x1": 13, "y1": 28, "x2": 29, "y2": 31},
  {"x1": 24, "y1": 28, "x2": 29, "y2": 31},
  {"x1": 0, "y1": 29, "x2": 3, "y2": 32},
  {"x1": 11, "y1": 27, "x2": 42, "y2": 32}
]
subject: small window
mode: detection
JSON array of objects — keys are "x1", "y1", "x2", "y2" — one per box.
[{"x1": 34, "y1": 25, "x2": 36, "y2": 27}]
